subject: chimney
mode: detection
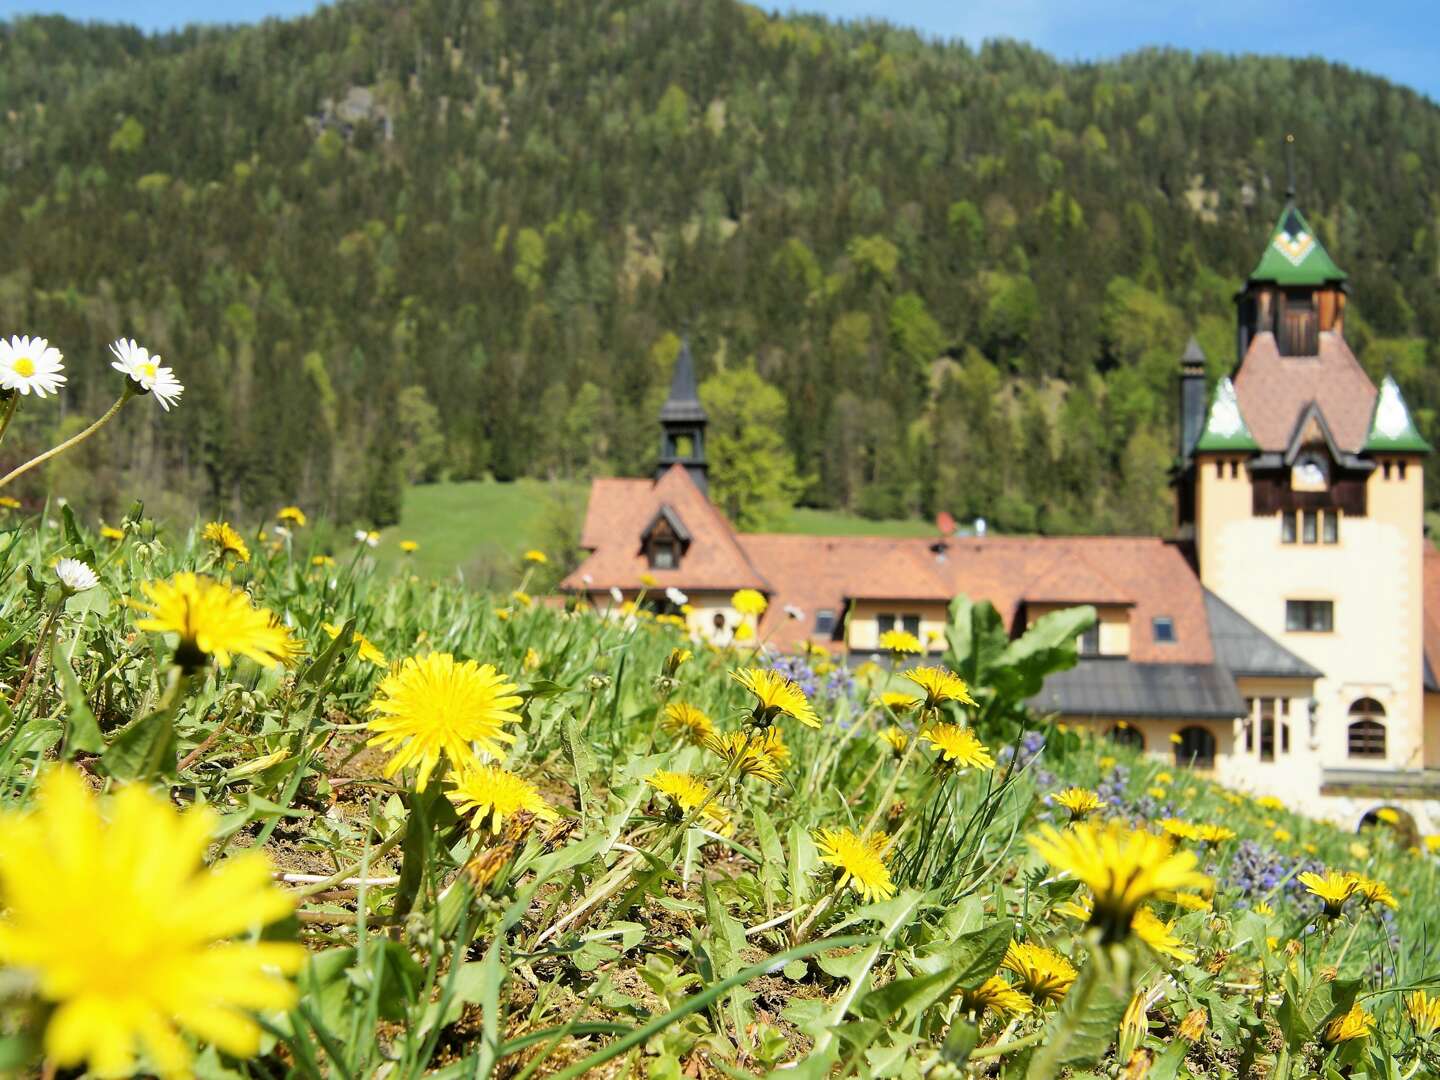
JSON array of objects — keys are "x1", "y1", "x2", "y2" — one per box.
[{"x1": 1178, "y1": 336, "x2": 1207, "y2": 462}]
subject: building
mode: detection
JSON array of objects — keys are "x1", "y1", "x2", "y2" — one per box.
[{"x1": 562, "y1": 200, "x2": 1440, "y2": 831}]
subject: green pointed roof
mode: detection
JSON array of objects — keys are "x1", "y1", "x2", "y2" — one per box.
[
  {"x1": 1194, "y1": 377, "x2": 1260, "y2": 453},
  {"x1": 1248, "y1": 204, "x2": 1346, "y2": 287},
  {"x1": 1364, "y1": 376, "x2": 1431, "y2": 453}
]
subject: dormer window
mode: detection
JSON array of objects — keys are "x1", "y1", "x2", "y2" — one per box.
[
  {"x1": 640, "y1": 504, "x2": 691, "y2": 573},
  {"x1": 649, "y1": 540, "x2": 677, "y2": 570},
  {"x1": 1152, "y1": 617, "x2": 1176, "y2": 644}
]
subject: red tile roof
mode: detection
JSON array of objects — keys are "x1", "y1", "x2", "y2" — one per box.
[
  {"x1": 563, "y1": 465, "x2": 768, "y2": 592},
  {"x1": 1232, "y1": 331, "x2": 1377, "y2": 453},
  {"x1": 1021, "y1": 554, "x2": 1134, "y2": 606}
]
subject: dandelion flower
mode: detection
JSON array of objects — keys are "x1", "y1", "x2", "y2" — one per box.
[
  {"x1": 277, "y1": 506, "x2": 307, "y2": 527},
  {"x1": 1002, "y1": 940, "x2": 1077, "y2": 1005},
  {"x1": 733, "y1": 622, "x2": 754, "y2": 642},
  {"x1": 1349, "y1": 875, "x2": 1399, "y2": 910},
  {"x1": 1171, "y1": 892, "x2": 1212, "y2": 912},
  {"x1": 813, "y1": 826, "x2": 896, "y2": 903},
  {"x1": 661, "y1": 702, "x2": 715, "y2": 745},
  {"x1": 524, "y1": 549, "x2": 548, "y2": 564},
  {"x1": 0, "y1": 334, "x2": 65, "y2": 397},
  {"x1": 663, "y1": 647, "x2": 692, "y2": 676},
  {"x1": 367, "y1": 654, "x2": 522, "y2": 790},
  {"x1": 1322, "y1": 1004, "x2": 1374, "y2": 1044},
  {"x1": 132, "y1": 573, "x2": 291, "y2": 670},
  {"x1": 878, "y1": 726, "x2": 909, "y2": 754},
  {"x1": 1298, "y1": 870, "x2": 1357, "y2": 918},
  {"x1": 1253, "y1": 901, "x2": 1275, "y2": 917},
  {"x1": 1256, "y1": 795, "x2": 1285, "y2": 811},
  {"x1": 202, "y1": 521, "x2": 251, "y2": 564},
  {"x1": 0, "y1": 768, "x2": 303, "y2": 1078},
  {"x1": 1154, "y1": 772, "x2": 1174, "y2": 785},
  {"x1": 1056, "y1": 893, "x2": 1094, "y2": 922},
  {"x1": 448, "y1": 763, "x2": 556, "y2": 834},
  {"x1": 921, "y1": 723, "x2": 995, "y2": 770},
  {"x1": 1132, "y1": 907, "x2": 1195, "y2": 963},
  {"x1": 1027, "y1": 820, "x2": 1210, "y2": 941},
  {"x1": 1406, "y1": 990, "x2": 1440, "y2": 1037},
  {"x1": 902, "y1": 665, "x2": 977, "y2": 709},
  {"x1": 878, "y1": 690, "x2": 922, "y2": 714},
  {"x1": 54, "y1": 558, "x2": 98, "y2": 594},
  {"x1": 731, "y1": 667, "x2": 821, "y2": 728},
  {"x1": 1272, "y1": 828, "x2": 1293, "y2": 844},
  {"x1": 731, "y1": 588, "x2": 767, "y2": 616},
  {"x1": 321, "y1": 622, "x2": 386, "y2": 666},
  {"x1": 399, "y1": 540, "x2": 419, "y2": 554},
  {"x1": 0, "y1": 496, "x2": 22, "y2": 510},
  {"x1": 311, "y1": 554, "x2": 335, "y2": 568},
  {"x1": 1159, "y1": 818, "x2": 1198, "y2": 842},
  {"x1": 1375, "y1": 807, "x2": 1401, "y2": 825},
  {"x1": 1147, "y1": 786, "x2": 1169, "y2": 800},
  {"x1": 959, "y1": 975, "x2": 1032, "y2": 1017},
  {"x1": 705, "y1": 728, "x2": 789, "y2": 785},
  {"x1": 646, "y1": 770, "x2": 728, "y2": 831},
  {"x1": 512, "y1": 590, "x2": 533, "y2": 608},
  {"x1": 1193, "y1": 824, "x2": 1235, "y2": 845},
  {"x1": 109, "y1": 337, "x2": 183, "y2": 410},
  {"x1": 1053, "y1": 788, "x2": 1104, "y2": 821},
  {"x1": 878, "y1": 629, "x2": 923, "y2": 655}
]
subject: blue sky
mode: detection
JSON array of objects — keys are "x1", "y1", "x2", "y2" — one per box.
[{"x1": 4, "y1": 0, "x2": 1436, "y2": 101}]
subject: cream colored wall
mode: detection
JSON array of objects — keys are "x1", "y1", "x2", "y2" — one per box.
[
  {"x1": 1027, "y1": 603, "x2": 1131, "y2": 656},
  {"x1": 1195, "y1": 452, "x2": 1426, "y2": 780},
  {"x1": 1063, "y1": 715, "x2": 1235, "y2": 773},
  {"x1": 681, "y1": 592, "x2": 755, "y2": 646},
  {"x1": 845, "y1": 599, "x2": 950, "y2": 652}
]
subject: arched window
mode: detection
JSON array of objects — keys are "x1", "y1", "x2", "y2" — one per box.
[
  {"x1": 1174, "y1": 726, "x2": 1216, "y2": 768},
  {"x1": 1107, "y1": 724, "x2": 1144, "y2": 750},
  {"x1": 1347, "y1": 698, "x2": 1387, "y2": 759}
]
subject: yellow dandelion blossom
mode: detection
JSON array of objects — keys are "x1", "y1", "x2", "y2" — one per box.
[
  {"x1": 1053, "y1": 788, "x2": 1105, "y2": 821},
  {"x1": 1256, "y1": 795, "x2": 1285, "y2": 811},
  {"x1": 1056, "y1": 893, "x2": 1094, "y2": 922},
  {"x1": 523, "y1": 549, "x2": 548, "y2": 564},
  {"x1": 1132, "y1": 907, "x2": 1195, "y2": 963},
  {"x1": 0, "y1": 496, "x2": 20, "y2": 510},
  {"x1": 1253, "y1": 901, "x2": 1275, "y2": 916},
  {"x1": 100, "y1": 524, "x2": 125, "y2": 541},
  {"x1": 733, "y1": 622, "x2": 755, "y2": 642},
  {"x1": 640, "y1": 572, "x2": 659, "y2": 588},
  {"x1": 959, "y1": 975, "x2": 1032, "y2": 1017},
  {"x1": 1349, "y1": 875, "x2": 1399, "y2": 910},
  {"x1": 277, "y1": 505, "x2": 307, "y2": 527},
  {"x1": 1375, "y1": 807, "x2": 1401, "y2": 825},
  {"x1": 661, "y1": 702, "x2": 715, "y2": 745},
  {"x1": 1168, "y1": 733, "x2": 1183, "y2": 745},
  {"x1": 1427, "y1": 835, "x2": 1440, "y2": 854},
  {"x1": 878, "y1": 690, "x2": 922, "y2": 713},
  {"x1": 366, "y1": 654, "x2": 522, "y2": 790},
  {"x1": 399, "y1": 540, "x2": 419, "y2": 554},
  {"x1": 312, "y1": 554, "x2": 336, "y2": 568},
  {"x1": 523, "y1": 647, "x2": 541, "y2": 671},
  {"x1": 1406, "y1": 990, "x2": 1440, "y2": 1037},
  {"x1": 1027, "y1": 820, "x2": 1210, "y2": 941},
  {"x1": 664, "y1": 647, "x2": 692, "y2": 675},
  {"x1": 1159, "y1": 818, "x2": 1199, "y2": 842},
  {"x1": 647, "y1": 770, "x2": 727, "y2": 831},
  {"x1": 921, "y1": 723, "x2": 995, "y2": 770},
  {"x1": 705, "y1": 728, "x2": 789, "y2": 785},
  {"x1": 1171, "y1": 892, "x2": 1212, "y2": 912},
  {"x1": 511, "y1": 590, "x2": 533, "y2": 608},
  {"x1": 731, "y1": 588, "x2": 767, "y2": 617},
  {"x1": 202, "y1": 521, "x2": 251, "y2": 564},
  {"x1": 813, "y1": 827, "x2": 896, "y2": 903},
  {"x1": 1299, "y1": 870, "x2": 1357, "y2": 918},
  {"x1": 1273, "y1": 828, "x2": 1293, "y2": 844},
  {"x1": 1193, "y1": 823, "x2": 1236, "y2": 846},
  {"x1": 1147, "y1": 786, "x2": 1169, "y2": 800},
  {"x1": 878, "y1": 629, "x2": 923, "y2": 655},
  {"x1": 1322, "y1": 1004, "x2": 1374, "y2": 1044},
  {"x1": 448, "y1": 763, "x2": 556, "y2": 834},
  {"x1": 902, "y1": 665, "x2": 977, "y2": 709},
  {"x1": 321, "y1": 622, "x2": 387, "y2": 666},
  {"x1": 132, "y1": 572, "x2": 292, "y2": 670},
  {"x1": 0, "y1": 768, "x2": 303, "y2": 1078},
  {"x1": 1002, "y1": 940, "x2": 1077, "y2": 1005},
  {"x1": 878, "y1": 726, "x2": 909, "y2": 754},
  {"x1": 731, "y1": 667, "x2": 821, "y2": 728}
]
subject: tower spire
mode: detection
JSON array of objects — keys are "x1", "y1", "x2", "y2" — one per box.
[{"x1": 656, "y1": 336, "x2": 710, "y2": 494}]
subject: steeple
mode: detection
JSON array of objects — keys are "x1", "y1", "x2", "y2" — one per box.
[
  {"x1": 656, "y1": 337, "x2": 709, "y2": 494},
  {"x1": 1177, "y1": 336, "x2": 1208, "y2": 461}
]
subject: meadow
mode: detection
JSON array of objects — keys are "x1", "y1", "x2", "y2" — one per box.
[{"x1": 0, "y1": 499, "x2": 1438, "y2": 1079}]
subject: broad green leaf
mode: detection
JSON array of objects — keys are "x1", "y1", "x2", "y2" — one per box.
[{"x1": 53, "y1": 641, "x2": 103, "y2": 754}]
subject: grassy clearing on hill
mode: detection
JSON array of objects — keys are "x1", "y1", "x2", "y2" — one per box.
[
  {"x1": 370, "y1": 481, "x2": 939, "y2": 579},
  {"x1": 2, "y1": 507, "x2": 1438, "y2": 1078}
]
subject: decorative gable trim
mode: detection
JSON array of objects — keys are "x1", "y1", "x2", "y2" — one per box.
[
  {"x1": 1282, "y1": 400, "x2": 1344, "y2": 467},
  {"x1": 640, "y1": 503, "x2": 691, "y2": 547}
]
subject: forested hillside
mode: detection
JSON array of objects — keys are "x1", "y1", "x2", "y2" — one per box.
[{"x1": 3, "y1": 0, "x2": 1439, "y2": 533}]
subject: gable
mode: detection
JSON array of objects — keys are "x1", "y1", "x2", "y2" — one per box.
[{"x1": 1232, "y1": 331, "x2": 1377, "y2": 453}]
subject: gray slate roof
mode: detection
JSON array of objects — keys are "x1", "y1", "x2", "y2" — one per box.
[
  {"x1": 1203, "y1": 589, "x2": 1322, "y2": 679},
  {"x1": 1030, "y1": 659, "x2": 1246, "y2": 719},
  {"x1": 659, "y1": 338, "x2": 708, "y2": 423}
]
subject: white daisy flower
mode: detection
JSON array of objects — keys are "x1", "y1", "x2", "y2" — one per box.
[
  {"x1": 0, "y1": 335, "x2": 66, "y2": 398},
  {"x1": 108, "y1": 338, "x2": 184, "y2": 410},
  {"x1": 665, "y1": 586, "x2": 688, "y2": 606},
  {"x1": 54, "y1": 557, "x2": 99, "y2": 593},
  {"x1": 609, "y1": 586, "x2": 624, "y2": 604}
]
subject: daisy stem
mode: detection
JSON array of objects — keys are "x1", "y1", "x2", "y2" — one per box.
[
  {"x1": 0, "y1": 394, "x2": 19, "y2": 449},
  {"x1": 0, "y1": 388, "x2": 132, "y2": 492}
]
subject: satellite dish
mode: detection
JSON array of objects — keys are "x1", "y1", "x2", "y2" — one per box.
[{"x1": 936, "y1": 511, "x2": 956, "y2": 536}]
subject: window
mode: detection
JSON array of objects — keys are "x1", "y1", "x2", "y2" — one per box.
[
  {"x1": 878, "y1": 612, "x2": 920, "y2": 637},
  {"x1": 1279, "y1": 295, "x2": 1318, "y2": 356},
  {"x1": 1400, "y1": 461, "x2": 1408, "y2": 480},
  {"x1": 1281, "y1": 511, "x2": 1297, "y2": 544},
  {"x1": 1259, "y1": 699, "x2": 1277, "y2": 762},
  {"x1": 1302, "y1": 510, "x2": 1317, "y2": 544},
  {"x1": 649, "y1": 540, "x2": 677, "y2": 570},
  {"x1": 1079, "y1": 624, "x2": 1101, "y2": 657},
  {"x1": 877, "y1": 614, "x2": 894, "y2": 635},
  {"x1": 814, "y1": 609, "x2": 836, "y2": 635},
  {"x1": 1347, "y1": 699, "x2": 1387, "y2": 759},
  {"x1": 902, "y1": 614, "x2": 920, "y2": 637},
  {"x1": 1322, "y1": 510, "x2": 1338, "y2": 544},
  {"x1": 712, "y1": 612, "x2": 727, "y2": 631},
  {"x1": 1152, "y1": 617, "x2": 1176, "y2": 644},
  {"x1": 1108, "y1": 724, "x2": 1144, "y2": 750},
  {"x1": 1383, "y1": 461, "x2": 1393, "y2": 480},
  {"x1": 1174, "y1": 726, "x2": 1216, "y2": 768},
  {"x1": 1286, "y1": 599, "x2": 1333, "y2": 633}
]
